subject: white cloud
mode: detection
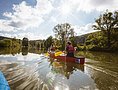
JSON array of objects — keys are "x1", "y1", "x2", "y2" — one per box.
[
  {"x1": 0, "y1": 20, "x2": 15, "y2": 32},
  {"x1": 53, "y1": 0, "x2": 118, "y2": 25},
  {"x1": 57, "y1": 0, "x2": 118, "y2": 13},
  {"x1": 74, "y1": 23, "x2": 96, "y2": 36},
  {"x1": 57, "y1": 0, "x2": 77, "y2": 16},
  {"x1": 0, "y1": 32, "x2": 47, "y2": 40},
  {"x1": 0, "y1": 0, "x2": 53, "y2": 32},
  {"x1": 0, "y1": 0, "x2": 118, "y2": 39},
  {"x1": 36, "y1": 0, "x2": 53, "y2": 15},
  {"x1": 81, "y1": 0, "x2": 118, "y2": 12},
  {"x1": 16, "y1": 32, "x2": 46, "y2": 40}
]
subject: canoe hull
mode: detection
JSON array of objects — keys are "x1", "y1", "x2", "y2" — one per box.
[
  {"x1": 49, "y1": 53, "x2": 85, "y2": 64},
  {"x1": 0, "y1": 71, "x2": 10, "y2": 90}
]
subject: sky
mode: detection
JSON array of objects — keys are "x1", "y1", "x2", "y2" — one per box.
[{"x1": 0, "y1": 0, "x2": 118, "y2": 40}]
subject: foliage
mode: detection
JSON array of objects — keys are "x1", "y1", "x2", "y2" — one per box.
[
  {"x1": 85, "y1": 32, "x2": 103, "y2": 50},
  {"x1": 22, "y1": 37, "x2": 28, "y2": 46},
  {"x1": 29, "y1": 41, "x2": 36, "y2": 47},
  {"x1": 0, "y1": 39, "x2": 12, "y2": 47},
  {"x1": 93, "y1": 10, "x2": 118, "y2": 48},
  {"x1": 12, "y1": 38, "x2": 21, "y2": 47},
  {"x1": 77, "y1": 45, "x2": 86, "y2": 51},
  {"x1": 0, "y1": 37, "x2": 21, "y2": 49},
  {"x1": 70, "y1": 37, "x2": 77, "y2": 47},
  {"x1": 44, "y1": 36, "x2": 53, "y2": 50},
  {"x1": 80, "y1": 10, "x2": 118, "y2": 51},
  {"x1": 85, "y1": 30, "x2": 118, "y2": 51},
  {"x1": 53, "y1": 23, "x2": 75, "y2": 50}
]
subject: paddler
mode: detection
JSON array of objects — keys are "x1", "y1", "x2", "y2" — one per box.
[{"x1": 66, "y1": 41, "x2": 75, "y2": 57}]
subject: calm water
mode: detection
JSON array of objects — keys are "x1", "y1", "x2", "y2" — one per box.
[{"x1": 0, "y1": 48, "x2": 118, "y2": 90}]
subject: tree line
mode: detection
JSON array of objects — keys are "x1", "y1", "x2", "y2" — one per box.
[{"x1": 86, "y1": 10, "x2": 118, "y2": 51}]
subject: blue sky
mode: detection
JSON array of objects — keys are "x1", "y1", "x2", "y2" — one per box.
[{"x1": 0, "y1": 0, "x2": 118, "y2": 40}]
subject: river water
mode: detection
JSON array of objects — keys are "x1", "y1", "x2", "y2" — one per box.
[{"x1": 0, "y1": 48, "x2": 118, "y2": 90}]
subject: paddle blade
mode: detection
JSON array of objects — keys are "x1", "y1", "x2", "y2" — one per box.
[{"x1": 55, "y1": 51, "x2": 64, "y2": 56}]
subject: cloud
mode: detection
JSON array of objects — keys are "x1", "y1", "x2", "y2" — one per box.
[
  {"x1": 0, "y1": 0, "x2": 53, "y2": 32},
  {"x1": 57, "y1": 0, "x2": 118, "y2": 13},
  {"x1": 36, "y1": 0, "x2": 53, "y2": 15},
  {"x1": 0, "y1": 20, "x2": 15, "y2": 32},
  {"x1": 85, "y1": 0, "x2": 118, "y2": 12},
  {"x1": 16, "y1": 32, "x2": 46, "y2": 40},
  {"x1": 0, "y1": 0, "x2": 118, "y2": 39},
  {"x1": 74, "y1": 23, "x2": 96, "y2": 36},
  {"x1": 0, "y1": 32, "x2": 47, "y2": 40}
]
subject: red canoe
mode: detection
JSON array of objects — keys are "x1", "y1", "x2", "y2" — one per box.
[{"x1": 49, "y1": 53, "x2": 85, "y2": 64}]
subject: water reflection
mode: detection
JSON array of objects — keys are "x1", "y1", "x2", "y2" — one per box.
[
  {"x1": 76, "y1": 51, "x2": 118, "y2": 90},
  {"x1": 85, "y1": 65, "x2": 118, "y2": 90},
  {"x1": 0, "y1": 53, "x2": 98, "y2": 90},
  {"x1": 22, "y1": 47, "x2": 28, "y2": 56},
  {"x1": 0, "y1": 47, "x2": 20, "y2": 55},
  {"x1": 76, "y1": 51, "x2": 118, "y2": 64},
  {"x1": 43, "y1": 57, "x2": 97, "y2": 90},
  {"x1": 49, "y1": 58, "x2": 84, "y2": 79},
  {"x1": 0, "y1": 47, "x2": 43, "y2": 56},
  {"x1": 0, "y1": 48, "x2": 118, "y2": 90},
  {"x1": 0, "y1": 53, "x2": 47, "y2": 90}
]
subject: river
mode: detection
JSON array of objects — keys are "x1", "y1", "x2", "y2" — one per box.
[{"x1": 0, "y1": 47, "x2": 118, "y2": 90}]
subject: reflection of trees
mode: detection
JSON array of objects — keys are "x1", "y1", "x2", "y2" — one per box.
[
  {"x1": 22, "y1": 47, "x2": 28, "y2": 56},
  {"x1": 0, "y1": 47, "x2": 44, "y2": 55},
  {"x1": 28, "y1": 48, "x2": 43, "y2": 54},
  {"x1": 49, "y1": 59, "x2": 84, "y2": 79},
  {"x1": 85, "y1": 64, "x2": 118, "y2": 90},
  {"x1": 63, "y1": 63, "x2": 84, "y2": 79},
  {"x1": 77, "y1": 51, "x2": 118, "y2": 90},
  {"x1": 76, "y1": 51, "x2": 118, "y2": 64},
  {"x1": 0, "y1": 47, "x2": 20, "y2": 55}
]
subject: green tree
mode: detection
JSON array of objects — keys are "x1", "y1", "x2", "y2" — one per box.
[
  {"x1": 44, "y1": 36, "x2": 53, "y2": 50},
  {"x1": 12, "y1": 38, "x2": 21, "y2": 47},
  {"x1": 0, "y1": 39, "x2": 12, "y2": 47},
  {"x1": 85, "y1": 32, "x2": 107, "y2": 50},
  {"x1": 53, "y1": 23, "x2": 75, "y2": 50},
  {"x1": 22, "y1": 37, "x2": 28, "y2": 47},
  {"x1": 93, "y1": 10, "x2": 118, "y2": 48}
]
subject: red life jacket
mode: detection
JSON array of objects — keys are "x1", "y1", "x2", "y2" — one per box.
[{"x1": 67, "y1": 45, "x2": 74, "y2": 53}]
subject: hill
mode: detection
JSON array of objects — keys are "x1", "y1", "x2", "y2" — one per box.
[{"x1": 0, "y1": 36, "x2": 11, "y2": 40}]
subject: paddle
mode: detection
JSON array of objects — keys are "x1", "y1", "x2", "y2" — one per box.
[
  {"x1": 45, "y1": 51, "x2": 64, "y2": 57},
  {"x1": 55, "y1": 51, "x2": 64, "y2": 56}
]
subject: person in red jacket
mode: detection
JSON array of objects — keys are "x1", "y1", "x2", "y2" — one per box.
[{"x1": 66, "y1": 42, "x2": 75, "y2": 57}]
